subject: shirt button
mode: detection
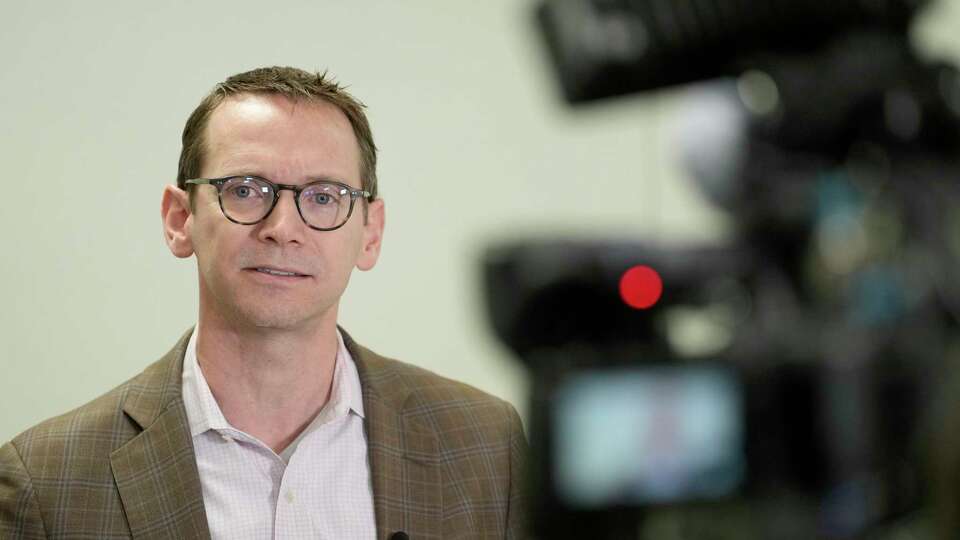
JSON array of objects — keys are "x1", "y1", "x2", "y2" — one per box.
[
  {"x1": 220, "y1": 433, "x2": 234, "y2": 443},
  {"x1": 285, "y1": 490, "x2": 295, "y2": 504}
]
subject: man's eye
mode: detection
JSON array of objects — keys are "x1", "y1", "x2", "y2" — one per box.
[
  {"x1": 313, "y1": 193, "x2": 333, "y2": 205},
  {"x1": 226, "y1": 184, "x2": 263, "y2": 200}
]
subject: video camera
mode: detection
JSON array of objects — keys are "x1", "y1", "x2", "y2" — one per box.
[{"x1": 483, "y1": 0, "x2": 960, "y2": 538}]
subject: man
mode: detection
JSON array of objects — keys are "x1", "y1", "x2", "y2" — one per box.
[{"x1": 0, "y1": 66, "x2": 527, "y2": 539}]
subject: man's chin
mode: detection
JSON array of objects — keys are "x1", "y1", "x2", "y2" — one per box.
[
  {"x1": 202, "y1": 288, "x2": 338, "y2": 333},
  {"x1": 227, "y1": 306, "x2": 325, "y2": 333}
]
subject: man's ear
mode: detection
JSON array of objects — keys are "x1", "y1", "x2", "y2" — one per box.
[
  {"x1": 356, "y1": 199, "x2": 385, "y2": 271},
  {"x1": 161, "y1": 185, "x2": 195, "y2": 259}
]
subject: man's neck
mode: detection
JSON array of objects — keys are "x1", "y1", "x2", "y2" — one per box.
[{"x1": 194, "y1": 315, "x2": 339, "y2": 455}]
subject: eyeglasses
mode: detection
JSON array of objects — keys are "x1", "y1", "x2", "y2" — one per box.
[{"x1": 185, "y1": 176, "x2": 371, "y2": 231}]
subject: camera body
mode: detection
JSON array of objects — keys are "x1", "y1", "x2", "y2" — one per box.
[
  {"x1": 483, "y1": 0, "x2": 960, "y2": 536},
  {"x1": 484, "y1": 239, "x2": 940, "y2": 538}
]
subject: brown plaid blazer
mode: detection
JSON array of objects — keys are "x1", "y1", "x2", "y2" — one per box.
[{"x1": 0, "y1": 329, "x2": 528, "y2": 539}]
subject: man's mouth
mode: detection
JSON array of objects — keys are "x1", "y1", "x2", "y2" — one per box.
[{"x1": 251, "y1": 267, "x2": 309, "y2": 277}]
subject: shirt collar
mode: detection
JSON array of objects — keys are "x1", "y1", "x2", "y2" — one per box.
[
  {"x1": 181, "y1": 325, "x2": 366, "y2": 440},
  {"x1": 318, "y1": 329, "x2": 366, "y2": 422}
]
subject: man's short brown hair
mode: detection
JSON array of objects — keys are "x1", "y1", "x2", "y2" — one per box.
[{"x1": 176, "y1": 66, "x2": 378, "y2": 201}]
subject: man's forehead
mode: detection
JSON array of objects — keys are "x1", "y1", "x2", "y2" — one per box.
[
  {"x1": 208, "y1": 93, "x2": 351, "y2": 131},
  {"x1": 216, "y1": 93, "x2": 287, "y2": 122},
  {"x1": 201, "y1": 92, "x2": 361, "y2": 181}
]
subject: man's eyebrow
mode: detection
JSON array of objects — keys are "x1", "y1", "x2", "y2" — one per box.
[
  {"x1": 218, "y1": 170, "x2": 345, "y2": 183},
  {"x1": 304, "y1": 174, "x2": 345, "y2": 182},
  {"x1": 215, "y1": 167, "x2": 269, "y2": 178}
]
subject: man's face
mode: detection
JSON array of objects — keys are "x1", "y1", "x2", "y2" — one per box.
[{"x1": 172, "y1": 93, "x2": 384, "y2": 332}]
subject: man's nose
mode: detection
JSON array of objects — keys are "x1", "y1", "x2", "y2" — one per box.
[{"x1": 257, "y1": 190, "x2": 305, "y2": 245}]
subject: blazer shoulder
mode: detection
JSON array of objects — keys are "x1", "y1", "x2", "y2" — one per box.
[
  {"x1": 9, "y1": 346, "x2": 182, "y2": 464},
  {"x1": 353, "y1": 341, "x2": 523, "y2": 442},
  {"x1": 4, "y1": 378, "x2": 140, "y2": 513},
  {"x1": 12, "y1": 379, "x2": 133, "y2": 453},
  {"x1": 2, "y1": 332, "x2": 197, "y2": 539},
  {"x1": 361, "y1": 346, "x2": 513, "y2": 408}
]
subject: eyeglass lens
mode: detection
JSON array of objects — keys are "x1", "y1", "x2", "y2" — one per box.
[{"x1": 220, "y1": 177, "x2": 351, "y2": 229}]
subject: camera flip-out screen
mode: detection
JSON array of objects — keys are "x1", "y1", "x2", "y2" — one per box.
[{"x1": 553, "y1": 366, "x2": 746, "y2": 508}]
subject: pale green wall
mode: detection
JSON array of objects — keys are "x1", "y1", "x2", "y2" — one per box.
[{"x1": 2, "y1": 1, "x2": 959, "y2": 442}]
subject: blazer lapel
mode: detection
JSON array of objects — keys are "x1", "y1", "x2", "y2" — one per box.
[
  {"x1": 110, "y1": 330, "x2": 210, "y2": 539},
  {"x1": 345, "y1": 331, "x2": 442, "y2": 540}
]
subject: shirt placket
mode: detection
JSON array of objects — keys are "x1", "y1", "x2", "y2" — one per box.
[{"x1": 275, "y1": 438, "x2": 313, "y2": 538}]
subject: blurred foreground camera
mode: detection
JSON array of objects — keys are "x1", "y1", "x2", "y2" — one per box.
[{"x1": 483, "y1": 0, "x2": 960, "y2": 538}]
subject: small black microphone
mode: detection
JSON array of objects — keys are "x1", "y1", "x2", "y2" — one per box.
[{"x1": 389, "y1": 532, "x2": 409, "y2": 540}]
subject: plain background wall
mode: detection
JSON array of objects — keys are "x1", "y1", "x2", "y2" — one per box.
[{"x1": 3, "y1": 1, "x2": 960, "y2": 442}]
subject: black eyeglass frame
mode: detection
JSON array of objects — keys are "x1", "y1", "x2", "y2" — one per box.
[{"x1": 185, "y1": 176, "x2": 371, "y2": 232}]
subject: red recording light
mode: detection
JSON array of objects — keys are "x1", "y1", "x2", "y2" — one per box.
[{"x1": 619, "y1": 265, "x2": 663, "y2": 309}]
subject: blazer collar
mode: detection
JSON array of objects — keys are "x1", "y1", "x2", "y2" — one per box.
[
  {"x1": 112, "y1": 328, "x2": 211, "y2": 539},
  {"x1": 342, "y1": 329, "x2": 443, "y2": 539}
]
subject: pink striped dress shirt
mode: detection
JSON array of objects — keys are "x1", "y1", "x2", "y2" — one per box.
[{"x1": 181, "y1": 328, "x2": 377, "y2": 539}]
